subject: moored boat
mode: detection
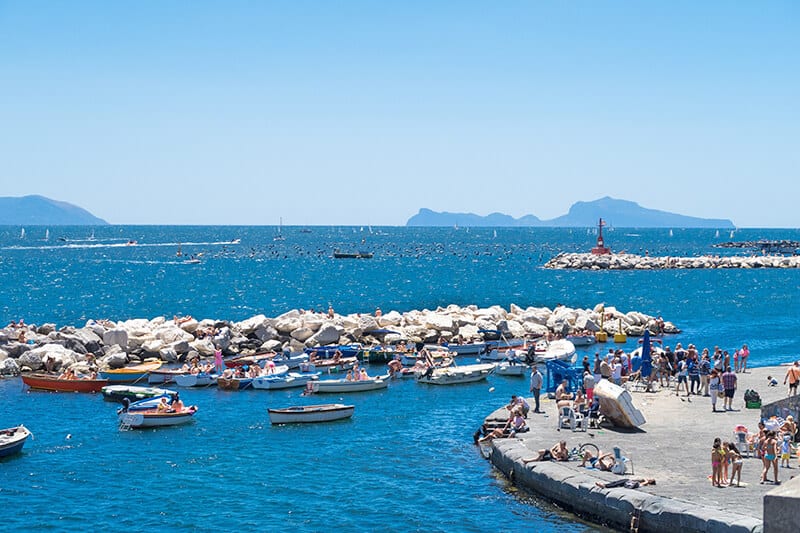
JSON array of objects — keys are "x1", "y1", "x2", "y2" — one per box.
[
  {"x1": 100, "y1": 361, "x2": 163, "y2": 383},
  {"x1": 101, "y1": 385, "x2": 178, "y2": 403},
  {"x1": 416, "y1": 363, "x2": 495, "y2": 385},
  {"x1": 268, "y1": 403, "x2": 354, "y2": 424},
  {"x1": 566, "y1": 334, "x2": 597, "y2": 346},
  {"x1": 311, "y1": 375, "x2": 388, "y2": 393},
  {"x1": 118, "y1": 406, "x2": 198, "y2": 428},
  {"x1": 424, "y1": 341, "x2": 487, "y2": 356},
  {"x1": 174, "y1": 372, "x2": 218, "y2": 388},
  {"x1": 0, "y1": 425, "x2": 31, "y2": 458},
  {"x1": 21, "y1": 373, "x2": 108, "y2": 393},
  {"x1": 524, "y1": 339, "x2": 577, "y2": 364},
  {"x1": 252, "y1": 372, "x2": 320, "y2": 390},
  {"x1": 494, "y1": 361, "x2": 527, "y2": 376},
  {"x1": 147, "y1": 368, "x2": 187, "y2": 385},
  {"x1": 217, "y1": 376, "x2": 254, "y2": 391}
]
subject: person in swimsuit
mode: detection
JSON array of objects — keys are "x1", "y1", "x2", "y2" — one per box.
[
  {"x1": 728, "y1": 442, "x2": 744, "y2": 487},
  {"x1": 711, "y1": 438, "x2": 724, "y2": 487},
  {"x1": 761, "y1": 431, "x2": 779, "y2": 484}
]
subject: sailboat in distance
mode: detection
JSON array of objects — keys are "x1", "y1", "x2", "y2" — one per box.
[{"x1": 273, "y1": 218, "x2": 286, "y2": 241}]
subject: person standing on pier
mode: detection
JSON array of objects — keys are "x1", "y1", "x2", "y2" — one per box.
[
  {"x1": 529, "y1": 364, "x2": 543, "y2": 414},
  {"x1": 784, "y1": 361, "x2": 800, "y2": 396},
  {"x1": 721, "y1": 366, "x2": 738, "y2": 411}
]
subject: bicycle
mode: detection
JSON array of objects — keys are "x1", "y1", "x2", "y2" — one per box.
[{"x1": 567, "y1": 442, "x2": 599, "y2": 461}]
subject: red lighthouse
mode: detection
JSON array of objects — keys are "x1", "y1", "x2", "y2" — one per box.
[{"x1": 590, "y1": 218, "x2": 611, "y2": 255}]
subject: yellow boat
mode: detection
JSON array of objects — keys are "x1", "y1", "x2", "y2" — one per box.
[{"x1": 100, "y1": 361, "x2": 163, "y2": 383}]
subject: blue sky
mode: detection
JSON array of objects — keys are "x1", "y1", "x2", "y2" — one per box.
[{"x1": 1, "y1": 1, "x2": 797, "y2": 226}]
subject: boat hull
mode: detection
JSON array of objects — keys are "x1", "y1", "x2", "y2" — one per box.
[
  {"x1": 268, "y1": 404, "x2": 354, "y2": 424},
  {"x1": 416, "y1": 363, "x2": 495, "y2": 385},
  {"x1": 217, "y1": 377, "x2": 253, "y2": 391},
  {"x1": 174, "y1": 373, "x2": 218, "y2": 387},
  {"x1": 0, "y1": 426, "x2": 30, "y2": 457},
  {"x1": 119, "y1": 409, "x2": 197, "y2": 428},
  {"x1": 100, "y1": 362, "x2": 163, "y2": 384},
  {"x1": 311, "y1": 377, "x2": 388, "y2": 393},
  {"x1": 252, "y1": 373, "x2": 319, "y2": 390},
  {"x1": 22, "y1": 374, "x2": 108, "y2": 393},
  {"x1": 593, "y1": 379, "x2": 646, "y2": 428},
  {"x1": 101, "y1": 385, "x2": 177, "y2": 403}
]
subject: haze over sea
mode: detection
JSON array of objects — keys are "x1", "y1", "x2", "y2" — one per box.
[{"x1": 2, "y1": 225, "x2": 799, "y2": 532}]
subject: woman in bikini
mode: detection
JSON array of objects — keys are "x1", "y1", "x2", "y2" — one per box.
[{"x1": 761, "y1": 431, "x2": 780, "y2": 484}]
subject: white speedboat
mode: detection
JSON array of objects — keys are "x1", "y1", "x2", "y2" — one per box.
[
  {"x1": 118, "y1": 407, "x2": 198, "y2": 428},
  {"x1": 566, "y1": 334, "x2": 597, "y2": 346},
  {"x1": 423, "y1": 342, "x2": 486, "y2": 356},
  {"x1": 311, "y1": 376, "x2": 388, "y2": 393},
  {"x1": 252, "y1": 372, "x2": 320, "y2": 390},
  {"x1": 494, "y1": 361, "x2": 527, "y2": 376},
  {"x1": 416, "y1": 363, "x2": 495, "y2": 385},
  {"x1": 268, "y1": 403, "x2": 354, "y2": 424},
  {"x1": 529, "y1": 339, "x2": 576, "y2": 363},
  {"x1": 174, "y1": 373, "x2": 218, "y2": 387}
]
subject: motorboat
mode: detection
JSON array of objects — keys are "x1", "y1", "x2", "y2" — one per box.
[
  {"x1": 174, "y1": 372, "x2": 218, "y2": 388},
  {"x1": 416, "y1": 363, "x2": 495, "y2": 385},
  {"x1": 310, "y1": 375, "x2": 388, "y2": 393},
  {"x1": 566, "y1": 334, "x2": 597, "y2": 347},
  {"x1": 101, "y1": 385, "x2": 178, "y2": 403},
  {"x1": 100, "y1": 361, "x2": 163, "y2": 383},
  {"x1": 217, "y1": 376, "x2": 254, "y2": 391},
  {"x1": 118, "y1": 403, "x2": 198, "y2": 429},
  {"x1": 494, "y1": 361, "x2": 527, "y2": 376},
  {"x1": 526, "y1": 339, "x2": 576, "y2": 364},
  {"x1": 268, "y1": 403, "x2": 354, "y2": 424},
  {"x1": 252, "y1": 372, "x2": 320, "y2": 390},
  {"x1": 21, "y1": 373, "x2": 108, "y2": 393},
  {"x1": 147, "y1": 368, "x2": 188, "y2": 385},
  {"x1": 0, "y1": 425, "x2": 31, "y2": 457}
]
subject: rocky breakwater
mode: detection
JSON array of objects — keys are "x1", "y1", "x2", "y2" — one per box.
[
  {"x1": 0, "y1": 303, "x2": 679, "y2": 376},
  {"x1": 545, "y1": 252, "x2": 800, "y2": 270}
]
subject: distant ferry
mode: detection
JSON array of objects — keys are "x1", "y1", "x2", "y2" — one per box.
[{"x1": 333, "y1": 250, "x2": 373, "y2": 259}]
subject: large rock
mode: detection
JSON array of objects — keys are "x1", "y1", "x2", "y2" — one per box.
[
  {"x1": 259, "y1": 339, "x2": 283, "y2": 353},
  {"x1": 103, "y1": 328, "x2": 129, "y2": 349},
  {"x1": 178, "y1": 318, "x2": 199, "y2": 333},
  {"x1": 497, "y1": 319, "x2": 526, "y2": 339},
  {"x1": 377, "y1": 310, "x2": 403, "y2": 327},
  {"x1": 0, "y1": 348, "x2": 7, "y2": 361},
  {"x1": 457, "y1": 324, "x2": 480, "y2": 341},
  {"x1": 154, "y1": 325, "x2": 193, "y2": 344},
  {"x1": 170, "y1": 340, "x2": 191, "y2": 355},
  {"x1": 0, "y1": 357, "x2": 20, "y2": 375},
  {"x1": 17, "y1": 351, "x2": 43, "y2": 371},
  {"x1": 251, "y1": 324, "x2": 279, "y2": 342},
  {"x1": 275, "y1": 317, "x2": 302, "y2": 334},
  {"x1": 159, "y1": 347, "x2": 178, "y2": 363},
  {"x1": 4, "y1": 342, "x2": 31, "y2": 358},
  {"x1": 100, "y1": 352, "x2": 128, "y2": 369},
  {"x1": 190, "y1": 338, "x2": 216, "y2": 357},
  {"x1": 358, "y1": 315, "x2": 380, "y2": 332},
  {"x1": 236, "y1": 314, "x2": 270, "y2": 335},
  {"x1": 141, "y1": 339, "x2": 165, "y2": 354},
  {"x1": 425, "y1": 313, "x2": 455, "y2": 332},
  {"x1": 37, "y1": 323, "x2": 57, "y2": 335},
  {"x1": 290, "y1": 327, "x2": 315, "y2": 343},
  {"x1": 306, "y1": 323, "x2": 341, "y2": 347}
]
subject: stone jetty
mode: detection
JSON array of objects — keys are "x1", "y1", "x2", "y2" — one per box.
[
  {"x1": 0, "y1": 303, "x2": 677, "y2": 375},
  {"x1": 482, "y1": 366, "x2": 800, "y2": 533},
  {"x1": 545, "y1": 252, "x2": 800, "y2": 270}
]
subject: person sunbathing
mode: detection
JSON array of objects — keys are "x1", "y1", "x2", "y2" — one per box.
[
  {"x1": 523, "y1": 440, "x2": 569, "y2": 463},
  {"x1": 596, "y1": 478, "x2": 656, "y2": 489},
  {"x1": 580, "y1": 449, "x2": 616, "y2": 471}
]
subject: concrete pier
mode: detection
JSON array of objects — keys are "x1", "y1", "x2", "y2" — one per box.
[{"x1": 482, "y1": 366, "x2": 800, "y2": 532}]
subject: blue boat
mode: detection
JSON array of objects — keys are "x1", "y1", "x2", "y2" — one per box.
[
  {"x1": 304, "y1": 344, "x2": 362, "y2": 359},
  {"x1": 0, "y1": 425, "x2": 31, "y2": 458}
]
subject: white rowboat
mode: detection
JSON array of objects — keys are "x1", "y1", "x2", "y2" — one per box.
[{"x1": 268, "y1": 403, "x2": 354, "y2": 424}]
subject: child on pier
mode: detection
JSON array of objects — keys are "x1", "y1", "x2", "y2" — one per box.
[{"x1": 711, "y1": 438, "x2": 724, "y2": 487}]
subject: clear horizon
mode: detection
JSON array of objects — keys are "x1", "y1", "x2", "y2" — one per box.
[{"x1": 1, "y1": 2, "x2": 797, "y2": 226}]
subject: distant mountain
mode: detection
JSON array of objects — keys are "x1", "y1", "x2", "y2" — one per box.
[
  {"x1": 0, "y1": 195, "x2": 108, "y2": 225},
  {"x1": 406, "y1": 197, "x2": 735, "y2": 228}
]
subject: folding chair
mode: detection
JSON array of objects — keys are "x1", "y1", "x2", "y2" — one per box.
[{"x1": 612, "y1": 446, "x2": 634, "y2": 475}]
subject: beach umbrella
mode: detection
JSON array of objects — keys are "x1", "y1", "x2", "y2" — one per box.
[{"x1": 640, "y1": 328, "x2": 653, "y2": 379}]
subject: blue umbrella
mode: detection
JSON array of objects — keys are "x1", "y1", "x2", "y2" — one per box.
[{"x1": 640, "y1": 328, "x2": 653, "y2": 378}]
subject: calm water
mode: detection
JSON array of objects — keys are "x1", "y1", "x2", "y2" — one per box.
[{"x1": 1, "y1": 226, "x2": 799, "y2": 531}]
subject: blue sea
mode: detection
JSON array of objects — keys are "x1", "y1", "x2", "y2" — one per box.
[{"x1": 1, "y1": 226, "x2": 799, "y2": 532}]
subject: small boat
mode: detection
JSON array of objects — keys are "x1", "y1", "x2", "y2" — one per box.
[
  {"x1": 308, "y1": 356, "x2": 357, "y2": 373},
  {"x1": 304, "y1": 344, "x2": 362, "y2": 359},
  {"x1": 118, "y1": 403, "x2": 198, "y2": 429},
  {"x1": 217, "y1": 376, "x2": 254, "y2": 391},
  {"x1": 147, "y1": 368, "x2": 188, "y2": 385},
  {"x1": 416, "y1": 363, "x2": 495, "y2": 385},
  {"x1": 400, "y1": 350, "x2": 452, "y2": 367},
  {"x1": 101, "y1": 385, "x2": 178, "y2": 403},
  {"x1": 252, "y1": 372, "x2": 320, "y2": 390},
  {"x1": 494, "y1": 361, "x2": 527, "y2": 376},
  {"x1": 593, "y1": 379, "x2": 646, "y2": 428},
  {"x1": 333, "y1": 250, "x2": 373, "y2": 259},
  {"x1": 524, "y1": 339, "x2": 576, "y2": 364},
  {"x1": 424, "y1": 341, "x2": 487, "y2": 356},
  {"x1": 311, "y1": 375, "x2": 388, "y2": 393},
  {"x1": 224, "y1": 352, "x2": 278, "y2": 369},
  {"x1": 0, "y1": 425, "x2": 31, "y2": 458},
  {"x1": 174, "y1": 372, "x2": 218, "y2": 387},
  {"x1": 100, "y1": 361, "x2": 163, "y2": 383},
  {"x1": 268, "y1": 403, "x2": 354, "y2": 424},
  {"x1": 21, "y1": 373, "x2": 108, "y2": 393},
  {"x1": 566, "y1": 334, "x2": 597, "y2": 346},
  {"x1": 182, "y1": 257, "x2": 201, "y2": 265},
  {"x1": 271, "y1": 352, "x2": 310, "y2": 370}
]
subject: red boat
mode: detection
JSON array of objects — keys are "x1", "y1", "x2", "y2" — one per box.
[
  {"x1": 224, "y1": 352, "x2": 276, "y2": 369},
  {"x1": 21, "y1": 373, "x2": 108, "y2": 393}
]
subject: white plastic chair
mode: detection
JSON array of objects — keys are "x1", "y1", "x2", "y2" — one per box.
[
  {"x1": 557, "y1": 406, "x2": 585, "y2": 432},
  {"x1": 612, "y1": 446, "x2": 634, "y2": 475},
  {"x1": 733, "y1": 431, "x2": 751, "y2": 458}
]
